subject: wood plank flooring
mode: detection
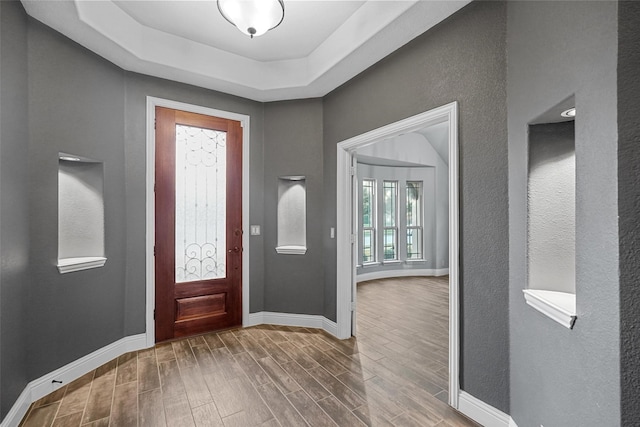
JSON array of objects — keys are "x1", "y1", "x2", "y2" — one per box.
[{"x1": 20, "y1": 276, "x2": 478, "y2": 427}]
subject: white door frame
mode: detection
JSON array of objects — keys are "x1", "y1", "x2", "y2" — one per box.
[
  {"x1": 335, "y1": 101, "x2": 460, "y2": 408},
  {"x1": 145, "y1": 96, "x2": 251, "y2": 348}
]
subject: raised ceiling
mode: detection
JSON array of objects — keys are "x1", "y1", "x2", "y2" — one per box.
[{"x1": 21, "y1": 0, "x2": 471, "y2": 102}]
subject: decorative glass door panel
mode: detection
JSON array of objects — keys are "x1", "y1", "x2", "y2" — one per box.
[{"x1": 175, "y1": 125, "x2": 227, "y2": 282}]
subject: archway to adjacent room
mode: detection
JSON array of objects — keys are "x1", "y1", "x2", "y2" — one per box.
[{"x1": 335, "y1": 101, "x2": 460, "y2": 408}]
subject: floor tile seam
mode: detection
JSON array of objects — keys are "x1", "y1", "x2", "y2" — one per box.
[
  {"x1": 290, "y1": 390, "x2": 340, "y2": 427},
  {"x1": 103, "y1": 374, "x2": 119, "y2": 427},
  {"x1": 75, "y1": 369, "x2": 96, "y2": 426},
  {"x1": 48, "y1": 398, "x2": 64, "y2": 427},
  {"x1": 395, "y1": 387, "x2": 446, "y2": 420},
  {"x1": 274, "y1": 386, "x2": 320, "y2": 427},
  {"x1": 307, "y1": 364, "x2": 365, "y2": 409},
  {"x1": 227, "y1": 345, "x2": 281, "y2": 424},
  {"x1": 84, "y1": 370, "x2": 117, "y2": 425},
  {"x1": 169, "y1": 342, "x2": 216, "y2": 412}
]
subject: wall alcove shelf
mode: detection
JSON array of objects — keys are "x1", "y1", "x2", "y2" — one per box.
[{"x1": 58, "y1": 153, "x2": 107, "y2": 273}]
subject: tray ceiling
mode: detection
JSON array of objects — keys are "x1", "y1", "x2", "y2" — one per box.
[{"x1": 22, "y1": 0, "x2": 471, "y2": 102}]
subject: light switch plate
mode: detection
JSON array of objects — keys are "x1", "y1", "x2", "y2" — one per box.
[{"x1": 250, "y1": 225, "x2": 261, "y2": 235}]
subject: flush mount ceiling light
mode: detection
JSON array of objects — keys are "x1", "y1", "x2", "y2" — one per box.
[
  {"x1": 218, "y1": 0, "x2": 285, "y2": 38},
  {"x1": 561, "y1": 107, "x2": 576, "y2": 118}
]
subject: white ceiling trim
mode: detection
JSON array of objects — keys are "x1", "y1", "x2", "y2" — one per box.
[{"x1": 21, "y1": 0, "x2": 471, "y2": 102}]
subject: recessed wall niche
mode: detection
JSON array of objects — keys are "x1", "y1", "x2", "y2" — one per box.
[
  {"x1": 57, "y1": 153, "x2": 106, "y2": 273},
  {"x1": 276, "y1": 176, "x2": 307, "y2": 255},
  {"x1": 524, "y1": 102, "x2": 577, "y2": 328}
]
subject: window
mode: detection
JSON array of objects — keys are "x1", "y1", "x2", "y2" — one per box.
[
  {"x1": 383, "y1": 181, "x2": 398, "y2": 260},
  {"x1": 362, "y1": 179, "x2": 376, "y2": 263},
  {"x1": 406, "y1": 181, "x2": 423, "y2": 259}
]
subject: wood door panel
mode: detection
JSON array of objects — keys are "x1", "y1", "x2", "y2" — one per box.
[
  {"x1": 176, "y1": 294, "x2": 227, "y2": 321},
  {"x1": 174, "y1": 281, "x2": 232, "y2": 299},
  {"x1": 174, "y1": 314, "x2": 238, "y2": 338},
  {"x1": 155, "y1": 106, "x2": 243, "y2": 343}
]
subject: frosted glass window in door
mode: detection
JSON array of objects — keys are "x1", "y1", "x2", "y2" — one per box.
[{"x1": 175, "y1": 124, "x2": 227, "y2": 282}]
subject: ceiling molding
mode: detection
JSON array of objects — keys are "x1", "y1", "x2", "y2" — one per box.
[{"x1": 21, "y1": 0, "x2": 471, "y2": 102}]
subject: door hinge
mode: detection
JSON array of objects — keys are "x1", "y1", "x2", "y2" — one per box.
[
  {"x1": 350, "y1": 166, "x2": 356, "y2": 176},
  {"x1": 350, "y1": 234, "x2": 356, "y2": 244},
  {"x1": 154, "y1": 118, "x2": 156, "y2": 130},
  {"x1": 154, "y1": 246, "x2": 156, "y2": 256},
  {"x1": 153, "y1": 309, "x2": 156, "y2": 320},
  {"x1": 350, "y1": 302, "x2": 356, "y2": 311}
]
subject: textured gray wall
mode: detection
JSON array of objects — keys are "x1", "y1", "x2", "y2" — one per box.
[
  {"x1": 27, "y1": 18, "x2": 127, "y2": 379},
  {"x1": 618, "y1": 1, "x2": 640, "y2": 425},
  {"x1": 528, "y1": 122, "x2": 575, "y2": 294},
  {"x1": 0, "y1": 0, "x2": 29, "y2": 419},
  {"x1": 323, "y1": 1, "x2": 509, "y2": 411},
  {"x1": 263, "y1": 100, "x2": 325, "y2": 315},
  {"x1": 507, "y1": 2, "x2": 620, "y2": 426},
  {"x1": 123, "y1": 72, "x2": 266, "y2": 332}
]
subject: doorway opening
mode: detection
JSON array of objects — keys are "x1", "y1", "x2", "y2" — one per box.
[
  {"x1": 145, "y1": 97, "x2": 251, "y2": 347},
  {"x1": 335, "y1": 101, "x2": 460, "y2": 408}
]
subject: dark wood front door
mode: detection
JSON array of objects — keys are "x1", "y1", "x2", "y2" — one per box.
[{"x1": 155, "y1": 107, "x2": 242, "y2": 343}]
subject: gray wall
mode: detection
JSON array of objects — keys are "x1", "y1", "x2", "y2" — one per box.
[
  {"x1": 618, "y1": 1, "x2": 640, "y2": 425},
  {"x1": 507, "y1": 2, "x2": 620, "y2": 426},
  {"x1": 123, "y1": 72, "x2": 266, "y2": 331},
  {"x1": 0, "y1": 0, "x2": 29, "y2": 419},
  {"x1": 263, "y1": 100, "x2": 325, "y2": 315},
  {"x1": 323, "y1": 1, "x2": 509, "y2": 412},
  {"x1": 27, "y1": 18, "x2": 127, "y2": 379},
  {"x1": 25, "y1": 13, "x2": 269, "y2": 380}
]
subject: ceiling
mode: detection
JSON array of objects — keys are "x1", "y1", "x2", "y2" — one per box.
[{"x1": 21, "y1": 0, "x2": 471, "y2": 102}]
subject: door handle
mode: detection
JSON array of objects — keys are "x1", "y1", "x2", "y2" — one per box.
[{"x1": 228, "y1": 246, "x2": 241, "y2": 253}]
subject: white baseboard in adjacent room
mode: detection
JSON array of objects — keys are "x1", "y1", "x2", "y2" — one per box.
[
  {"x1": 356, "y1": 268, "x2": 449, "y2": 283},
  {"x1": 458, "y1": 391, "x2": 516, "y2": 427},
  {"x1": 1, "y1": 334, "x2": 149, "y2": 427},
  {"x1": 246, "y1": 311, "x2": 338, "y2": 338}
]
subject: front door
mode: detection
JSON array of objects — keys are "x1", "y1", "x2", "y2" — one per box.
[{"x1": 155, "y1": 107, "x2": 242, "y2": 343}]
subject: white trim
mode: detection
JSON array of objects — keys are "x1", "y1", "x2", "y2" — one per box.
[
  {"x1": 458, "y1": 391, "x2": 515, "y2": 427},
  {"x1": 145, "y1": 97, "x2": 251, "y2": 348},
  {"x1": 1, "y1": 389, "x2": 30, "y2": 427},
  {"x1": 523, "y1": 289, "x2": 577, "y2": 329},
  {"x1": 336, "y1": 101, "x2": 460, "y2": 408},
  {"x1": 0, "y1": 334, "x2": 148, "y2": 427},
  {"x1": 275, "y1": 246, "x2": 307, "y2": 255},
  {"x1": 245, "y1": 311, "x2": 338, "y2": 337},
  {"x1": 356, "y1": 268, "x2": 449, "y2": 283},
  {"x1": 57, "y1": 256, "x2": 107, "y2": 274}
]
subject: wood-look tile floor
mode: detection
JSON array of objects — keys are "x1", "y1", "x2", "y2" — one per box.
[{"x1": 21, "y1": 276, "x2": 478, "y2": 427}]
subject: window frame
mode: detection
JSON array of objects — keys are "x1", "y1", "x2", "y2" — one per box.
[
  {"x1": 405, "y1": 180, "x2": 424, "y2": 261},
  {"x1": 361, "y1": 178, "x2": 377, "y2": 265},
  {"x1": 382, "y1": 180, "x2": 399, "y2": 261}
]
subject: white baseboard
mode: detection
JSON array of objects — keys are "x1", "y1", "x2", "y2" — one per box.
[
  {"x1": 357, "y1": 268, "x2": 449, "y2": 283},
  {"x1": 1, "y1": 334, "x2": 149, "y2": 427},
  {"x1": 246, "y1": 311, "x2": 338, "y2": 338},
  {"x1": 458, "y1": 391, "x2": 516, "y2": 427}
]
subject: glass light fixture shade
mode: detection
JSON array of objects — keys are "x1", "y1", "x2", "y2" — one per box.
[{"x1": 218, "y1": 0, "x2": 285, "y2": 38}]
